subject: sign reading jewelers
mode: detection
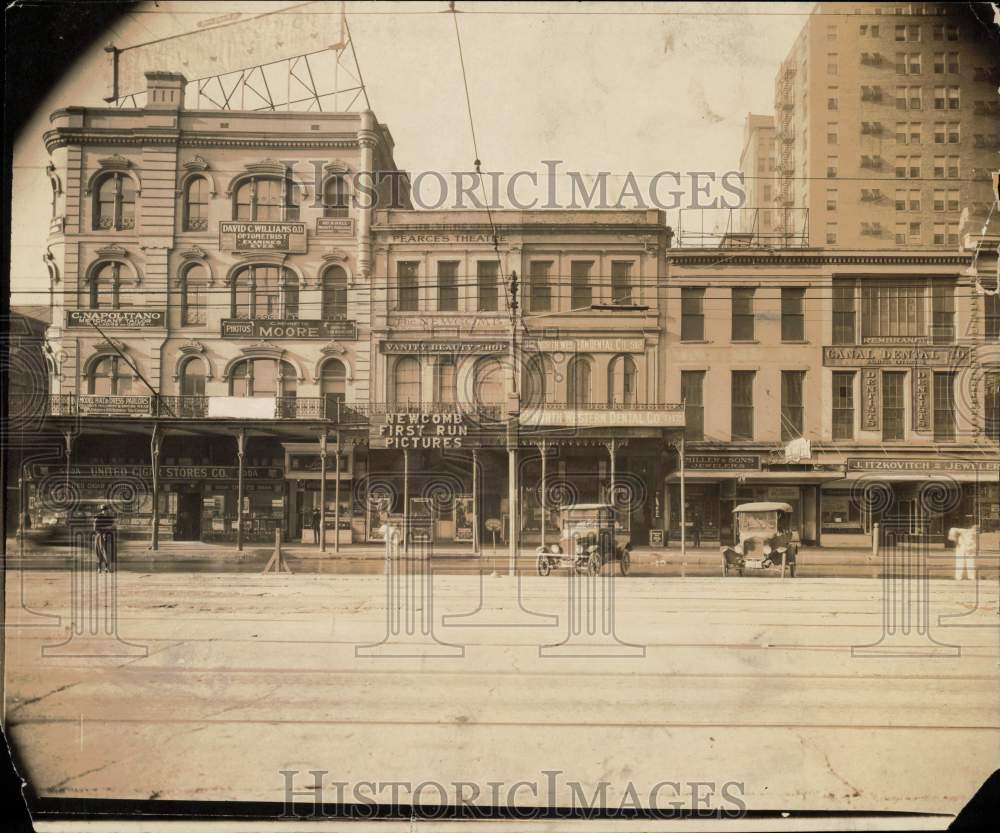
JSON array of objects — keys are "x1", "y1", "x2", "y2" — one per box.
[
  {"x1": 219, "y1": 221, "x2": 307, "y2": 253},
  {"x1": 847, "y1": 458, "x2": 1000, "y2": 473},
  {"x1": 684, "y1": 454, "x2": 761, "y2": 470},
  {"x1": 66, "y1": 310, "x2": 165, "y2": 328}
]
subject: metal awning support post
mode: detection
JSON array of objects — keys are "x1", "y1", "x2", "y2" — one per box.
[
  {"x1": 236, "y1": 428, "x2": 246, "y2": 551},
  {"x1": 472, "y1": 449, "x2": 479, "y2": 555},
  {"x1": 607, "y1": 439, "x2": 618, "y2": 521},
  {"x1": 150, "y1": 424, "x2": 161, "y2": 551},
  {"x1": 334, "y1": 431, "x2": 341, "y2": 554},
  {"x1": 679, "y1": 433, "x2": 687, "y2": 559},
  {"x1": 539, "y1": 440, "x2": 548, "y2": 550},
  {"x1": 319, "y1": 432, "x2": 328, "y2": 552},
  {"x1": 403, "y1": 448, "x2": 410, "y2": 553},
  {"x1": 63, "y1": 431, "x2": 73, "y2": 492}
]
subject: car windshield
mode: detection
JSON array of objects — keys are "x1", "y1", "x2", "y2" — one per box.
[{"x1": 739, "y1": 511, "x2": 778, "y2": 536}]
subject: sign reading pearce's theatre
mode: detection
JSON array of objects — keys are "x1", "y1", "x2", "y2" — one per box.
[
  {"x1": 67, "y1": 310, "x2": 165, "y2": 328},
  {"x1": 219, "y1": 222, "x2": 307, "y2": 253},
  {"x1": 220, "y1": 319, "x2": 356, "y2": 339}
]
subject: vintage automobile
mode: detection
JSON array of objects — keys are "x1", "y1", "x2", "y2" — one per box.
[
  {"x1": 24, "y1": 499, "x2": 112, "y2": 547},
  {"x1": 722, "y1": 502, "x2": 798, "y2": 577},
  {"x1": 536, "y1": 503, "x2": 632, "y2": 576}
]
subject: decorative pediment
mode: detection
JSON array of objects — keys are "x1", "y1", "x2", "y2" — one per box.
[
  {"x1": 321, "y1": 342, "x2": 346, "y2": 356},
  {"x1": 182, "y1": 156, "x2": 209, "y2": 173},
  {"x1": 94, "y1": 338, "x2": 127, "y2": 355},
  {"x1": 178, "y1": 339, "x2": 205, "y2": 355},
  {"x1": 179, "y1": 245, "x2": 208, "y2": 261},
  {"x1": 325, "y1": 160, "x2": 351, "y2": 174},
  {"x1": 321, "y1": 249, "x2": 350, "y2": 263},
  {"x1": 96, "y1": 244, "x2": 128, "y2": 259},
  {"x1": 97, "y1": 154, "x2": 131, "y2": 172},
  {"x1": 245, "y1": 158, "x2": 288, "y2": 176},
  {"x1": 240, "y1": 341, "x2": 285, "y2": 359}
]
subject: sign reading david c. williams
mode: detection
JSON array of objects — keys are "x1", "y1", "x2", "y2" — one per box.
[
  {"x1": 67, "y1": 310, "x2": 165, "y2": 328},
  {"x1": 219, "y1": 221, "x2": 307, "y2": 253},
  {"x1": 220, "y1": 319, "x2": 357, "y2": 339}
]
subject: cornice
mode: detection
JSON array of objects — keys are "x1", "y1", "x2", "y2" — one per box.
[
  {"x1": 668, "y1": 252, "x2": 973, "y2": 267},
  {"x1": 44, "y1": 128, "x2": 359, "y2": 154},
  {"x1": 374, "y1": 222, "x2": 666, "y2": 237}
]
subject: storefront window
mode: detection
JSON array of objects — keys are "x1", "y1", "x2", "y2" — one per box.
[{"x1": 822, "y1": 490, "x2": 862, "y2": 532}]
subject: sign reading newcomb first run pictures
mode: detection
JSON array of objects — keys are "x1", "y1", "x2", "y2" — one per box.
[{"x1": 219, "y1": 222, "x2": 307, "y2": 253}]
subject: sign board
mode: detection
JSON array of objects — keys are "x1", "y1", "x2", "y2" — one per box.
[
  {"x1": 823, "y1": 345, "x2": 970, "y2": 367},
  {"x1": 207, "y1": 397, "x2": 275, "y2": 419},
  {"x1": 78, "y1": 395, "x2": 151, "y2": 416},
  {"x1": 649, "y1": 528, "x2": 664, "y2": 547},
  {"x1": 454, "y1": 496, "x2": 474, "y2": 542},
  {"x1": 373, "y1": 412, "x2": 469, "y2": 449},
  {"x1": 523, "y1": 337, "x2": 646, "y2": 354},
  {"x1": 221, "y1": 319, "x2": 356, "y2": 340},
  {"x1": 67, "y1": 310, "x2": 165, "y2": 328},
  {"x1": 485, "y1": 518, "x2": 502, "y2": 532},
  {"x1": 684, "y1": 454, "x2": 761, "y2": 470},
  {"x1": 389, "y1": 315, "x2": 509, "y2": 334},
  {"x1": 388, "y1": 232, "x2": 506, "y2": 245},
  {"x1": 381, "y1": 341, "x2": 506, "y2": 355},
  {"x1": 316, "y1": 218, "x2": 355, "y2": 237},
  {"x1": 28, "y1": 463, "x2": 284, "y2": 481},
  {"x1": 847, "y1": 458, "x2": 1000, "y2": 474},
  {"x1": 522, "y1": 408, "x2": 684, "y2": 429},
  {"x1": 219, "y1": 222, "x2": 307, "y2": 253}
]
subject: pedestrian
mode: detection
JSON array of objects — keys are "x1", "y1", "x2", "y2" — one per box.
[
  {"x1": 691, "y1": 513, "x2": 702, "y2": 548},
  {"x1": 93, "y1": 503, "x2": 115, "y2": 573},
  {"x1": 950, "y1": 525, "x2": 978, "y2": 581},
  {"x1": 311, "y1": 507, "x2": 321, "y2": 544}
]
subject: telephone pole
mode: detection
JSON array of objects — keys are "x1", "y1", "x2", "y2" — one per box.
[{"x1": 507, "y1": 269, "x2": 519, "y2": 576}]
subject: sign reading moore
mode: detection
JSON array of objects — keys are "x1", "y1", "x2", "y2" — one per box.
[
  {"x1": 219, "y1": 222, "x2": 307, "y2": 253},
  {"x1": 67, "y1": 310, "x2": 165, "y2": 329},
  {"x1": 220, "y1": 319, "x2": 356, "y2": 339}
]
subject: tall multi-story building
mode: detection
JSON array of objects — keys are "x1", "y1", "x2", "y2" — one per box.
[
  {"x1": 33, "y1": 70, "x2": 410, "y2": 545},
  {"x1": 773, "y1": 2, "x2": 998, "y2": 249},
  {"x1": 737, "y1": 113, "x2": 780, "y2": 241}
]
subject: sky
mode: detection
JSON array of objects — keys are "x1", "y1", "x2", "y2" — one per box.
[{"x1": 9, "y1": 0, "x2": 812, "y2": 305}]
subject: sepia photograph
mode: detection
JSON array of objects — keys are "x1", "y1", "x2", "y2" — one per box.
[{"x1": 2, "y1": 1, "x2": 999, "y2": 830}]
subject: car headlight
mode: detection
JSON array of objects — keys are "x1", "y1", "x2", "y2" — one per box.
[
  {"x1": 550, "y1": 544, "x2": 561, "y2": 554},
  {"x1": 776, "y1": 546, "x2": 787, "y2": 554},
  {"x1": 763, "y1": 544, "x2": 772, "y2": 555}
]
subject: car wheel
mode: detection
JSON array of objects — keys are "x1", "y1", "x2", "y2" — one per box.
[
  {"x1": 537, "y1": 556, "x2": 551, "y2": 577},
  {"x1": 587, "y1": 552, "x2": 601, "y2": 576},
  {"x1": 620, "y1": 549, "x2": 631, "y2": 576}
]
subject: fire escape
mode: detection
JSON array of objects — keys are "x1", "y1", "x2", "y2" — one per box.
[{"x1": 775, "y1": 64, "x2": 797, "y2": 245}]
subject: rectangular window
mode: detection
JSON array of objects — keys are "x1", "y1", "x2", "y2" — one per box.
[
  {"x1": 397, "y1": 262, "x2": 419, "y2": 312},
  {"x1": 731, "y1": 287, "x2": 755, "y2": 341},
  {"x1": 947, "y1": 189, "x2": 960, "y2": 211},
  {"x1": 826, "y1": 224, "x2": 838, "y2": 245},
  {"x1": 529, "y1": 260, "x2": 552, "y2": 312},
  {"x1": 436, "y1": 261, "x2": 459, "y2": 311},
  {"x1": 681, "y1": 287, "x2": 705, "y2": 341},
  {"x1": 934, "y1": 52, "x2": 945, "y2": 73},
  {"x1": 895, "y1": 24, "x2": 906, "y2": 40},
  {"x1": 931, "y1": 282, "x2": 955, "y2": 343},
  {"x1": 781, "y1": 370, "x2": 805, "y2": 441},
  {"x1": 947, "y1": 155, "x2": 959, "y2": 178},
  {"x1": 947, "y1": 86, "x2": 960, "y2": 109},
  {"x1": 909, "y1": 122, "x2": 921, "y2": 144},
  {"x1": 731, "y1": 371, "x2": 755, "y2": 441},
  {"x1": 832, "y1": 371, "x2": 856, "y2": 440},
  {"x1": 933, "y1": 371, "x2": 956, "y2": 440},
  {"x1": 933, "y1": 189, "x2": 945, "y2": 211},
  {"x1": 986, "y1": 294, "x2": 1000, "y2": 340},
  {"x1": 947, "y1": 122, "x2": 960, "y2": 143},
  {"x1": 986, "y1": 371, "x2": 1000, "y2": 443},
  {"x1": 909, "y1": 86, "x2": 922, "y2": 110},
  {"x1": 908, "y1": 53, "x2": 921, "y2": 74},
  {"x1": 477, "y1": 260, "x2": 499, "y2": 312},
  {"x1": 934, "y1": 121, "x2": 946, "y2": 143},
  {"x1": 934, "y1": 222, "x2": 946, "y2": 244},
  {"x1": 883, "y1": 371, "x2": 906, "y2": 440},
  {"x1": 909, "y1": 188, "x2": 921, "y2": 210},
  {"x1": 934, "y1": 155, "x2": 945, "y2": 177},
  {"x1": 896, "y1": 85, "x2": 907, "y2": 108},
  {"x1": 827, "y1": 155, "x2": 838, "y2": 178},
  {"x1": 895, "y1": 121, "x2": 908, "y2": 144},
  {"x1": 827, "y1": 122, "x2": 839, "y2": 144},
  {"x1": 828, "y1": 53, "x2": 839, "y2": 74},
  {"x1": 861, "y1": 282, "x2": 927, "y2": 338},
  {"x1": 895, "y1": 188, "x2": 907, "y2": 210},
  {"x1": 681, "y1": 371, "x2": 705, "y2": 441},
  {"x1": 781, "y1": 287, "x2": 805, "y2": 341},
  {"x1": 895, "y1": 222, "x2": 908, "y2": 244},
  {"x1": 909, "y1": 221, "x2": 922, "y2": 242},
  {"x1": 570, "y1": 261, "x2": 592, "y2": 309},
  {"x1": 611, "y1": 261, "x2": 633, "y2": 305},
  {"x1": 946, "y1": 52, "x2": 959, "y2": 73},
  {"x1": 833, "y1": 282, "x2": 856, "y2": 344}
]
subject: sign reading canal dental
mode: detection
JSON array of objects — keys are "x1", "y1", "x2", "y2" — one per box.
[
  {"x1": 66, "y1": 310, "x2": 165, "y2": 328},
  {"x1": 219, "y1": 222, "x2": 307, "y2": 253},
  {"x1": 220, "y1": 319, "x2": 357, "y2": 339},
  {"x1": 823, "y1": 345, "x2": 970, "y2": 367},
  {"x1": 374, "y1": 413, "x2": 468, "y2": 449}
]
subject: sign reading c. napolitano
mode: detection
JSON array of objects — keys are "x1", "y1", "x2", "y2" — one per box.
[{"x1": 67, "y1": 310, "x2": 165, "y2": 328}]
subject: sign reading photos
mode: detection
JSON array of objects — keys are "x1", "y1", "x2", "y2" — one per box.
[
  {"x1": 219, "y1": 222, "x2": 307, "y2": 253},
  {"x1": 66, "y1": 310, "x2": 165, "y2": 329}
]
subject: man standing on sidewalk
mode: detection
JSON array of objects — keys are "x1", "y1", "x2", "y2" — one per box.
[
  {"x1": 691, "y1": 513, "x2": 702, "y2": 549},
  {"x1": 311, "y1": 508, "x2": 321, "y2": 544},
  {"x1": 93, "y1": 503, "x2": 115, "y2": 573}
]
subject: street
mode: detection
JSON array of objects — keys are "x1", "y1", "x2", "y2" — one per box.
[{"x1": 4, "y1": 566, "x2": 998, "y2": 821}]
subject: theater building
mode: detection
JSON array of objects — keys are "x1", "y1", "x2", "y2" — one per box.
[
  {"x1": 665, "y1": 242, "x2": 1000, "y2": 548},
  {"x1": 368, "y1": 209, "x2": 683, "y2": 547},
  {"x1": 31, "y1": 70, "x2": 410, "y2": 545}
]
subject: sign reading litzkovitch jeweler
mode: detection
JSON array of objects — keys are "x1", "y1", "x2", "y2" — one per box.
[
  {"x1": 66, "y1": 310, "x2": 165, "y2": 328},
  {"x1": 219, "y1": 222, "x2": 307, "y2": 253}
]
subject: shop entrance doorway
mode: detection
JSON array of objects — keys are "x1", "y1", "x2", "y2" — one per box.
[{"x1": 175, "y1": 492, "x2": 202, "y2": 541}]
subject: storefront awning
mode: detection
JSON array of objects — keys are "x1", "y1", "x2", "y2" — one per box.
[
  {"x1": 666, "y1": 470, "x2": 846, "y2": 483},
  {"x1": 837, "y1": 471, "x2": 998, "y2": 484}
]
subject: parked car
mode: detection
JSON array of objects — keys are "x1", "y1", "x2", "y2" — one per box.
[
  {"x1": 26, "y1": 499, "x2": 110, "y2": 547},
  {"x1": 722, "y1": 502, "x2": 798, "y2": 577},
  {"x1": 536, "y1": 503, "x2": 632, "y2": 576}
]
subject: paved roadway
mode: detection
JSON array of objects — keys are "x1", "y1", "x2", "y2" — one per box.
[{"x1": 3, "y1": 568, "x2": 998, "y2": 825}]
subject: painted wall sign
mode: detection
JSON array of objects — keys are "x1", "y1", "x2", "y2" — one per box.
[
  {"x1": 78, "y1": 395, "x2": 151, "y2": 416},
  {"x1": 315, "y1": 217, "x2": 355, "y2": 237},
  {"x1": 220, "y1": 319, "x2": 356, "y2": 339},
  {"x1": 380, "y1": 341, "x2": 506, "y2": 355},
  {"x1": 67, "y1": 310, "x2": 165, "y2": 328},
  {"x1": 388, "y1": 233, "x2": 506, "y2": 245},
  {"x1": 219, "y1": 221, "x2": 307, "y2": 253},
  {"x1": 913, "y1": 368, "x2": 932, "y2": 432},
  {"x1": 28, "y1": 463, "x2": 284, "y2": 481},
  {"x1": 523, "y1": 338, "x2": 646, "y2": 354},
  {"x1": 861, "y1": 368, "x2": 880, "y2": 431},
  {"x1": 373, "y1": 412, "x2": 469, "y2": 449},
  {"x1": 823, "y1": 345, "x2": 970, "y2": 367},
  {"x1": 389, "y1": 315, "x2": 509, "y2": 333},
  {"x1": 523, "y1": 408, "x2": 684, "y2": 429},
  {"x1": 684, "y1": 454, "x2": 761, "y2": 470},
  {"x1": 847, "y1": 458, "x2": 1000, "y2": 474}
]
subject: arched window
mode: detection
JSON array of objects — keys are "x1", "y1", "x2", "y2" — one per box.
[
  {"x1": 393, "y1": 357, "x2": 421, "y2": 405},
  {"x1": 180, "y1": 263, "x2": 207, "y2": 325},
  {"x1": 436, "y1": 356, "x2": 457, "y2": 404},
  {"x1": 93, "y1": 173, "x2": 135, "y2": 231},
  {"x1": 233, "y1": 176, "x2": 299, "y2": 222},
  {"x1": 323, "y1": 176, "x2": 349, "y2": 218},
  {"x1": 567, "y1": 355, "x2": 592, "y2": 407},
  {"x1": 89, "y1": 262, "x2": 130, "y2": 310},
  {"x1": 89, "y1": 356, "x2": 133, "y2": 395},
  {"x1": 230, "y1": 265, "x2": 298, "y2": 320},
  {"x1": 183, "y1": 177, "x2": 209, "y2": 231},
  {"x1": 523, "y1": 354, "x2": 557, "y2": 409},
  {"x1": 320, "y1": 359, "x2": 347, "y2": 416},
  {"x1": 607, "y1": 354, "x2": 637, "y2": 406},
  {"x1": 179, "y1": 358, "x2": 206, "y2": 397},
  {"x1": 322, "y1": 265, "x2": 348, "y2": 321},
  {"x1": 229, "y1": 358, "x2": 297, "y2": 397},
  {"x1": 474, "y1": 357, "x2": 505, "y2": 406}
]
